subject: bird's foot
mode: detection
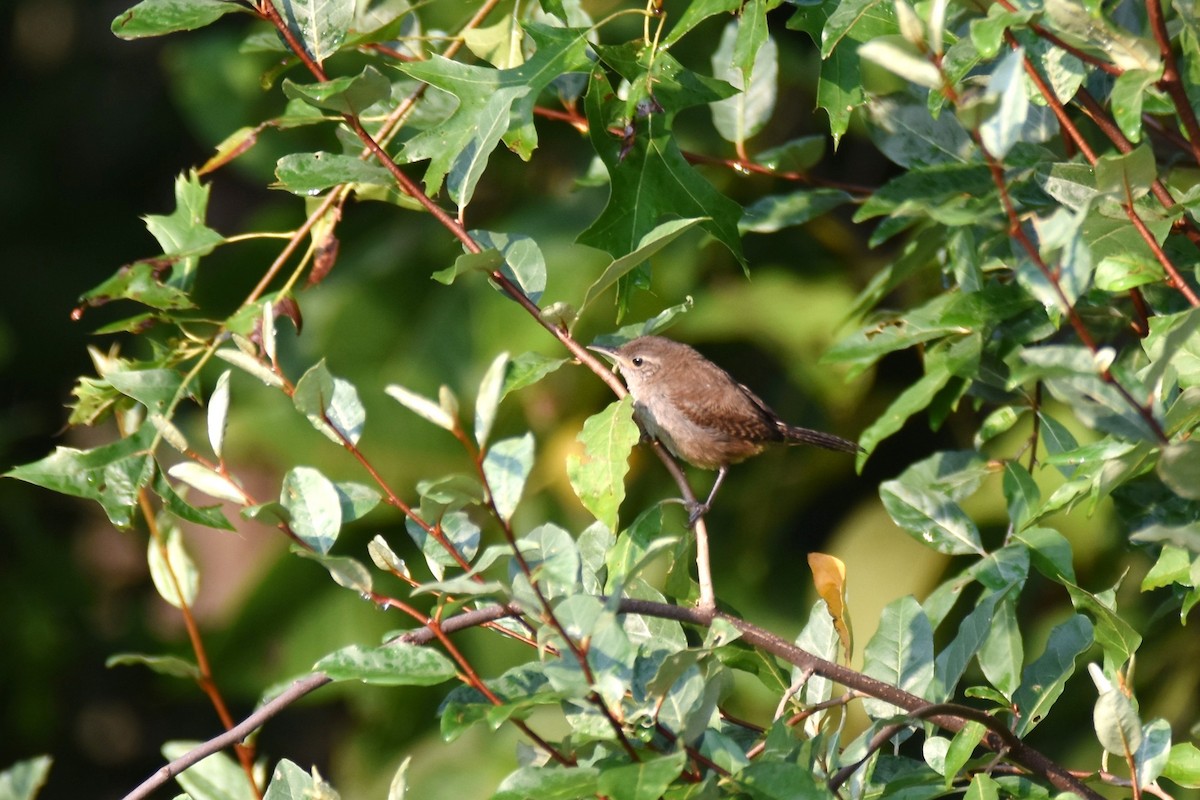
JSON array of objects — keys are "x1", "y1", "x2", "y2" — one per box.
[{"x1": 685, "y1": 501, "x2": 709, "y2": 528}]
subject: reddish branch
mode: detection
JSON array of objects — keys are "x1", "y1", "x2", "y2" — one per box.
[{"x1": 123, "y1": 601, "x2": 1106, "y2": 800}]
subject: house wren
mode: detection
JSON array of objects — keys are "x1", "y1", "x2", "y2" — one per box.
[{"x1": 589, "y1": 335, "x2": 861, "y2": 524}]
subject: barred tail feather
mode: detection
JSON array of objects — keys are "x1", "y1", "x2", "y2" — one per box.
[{"x1": 782, "y1": 425, "x2": 862, "y2": 453}]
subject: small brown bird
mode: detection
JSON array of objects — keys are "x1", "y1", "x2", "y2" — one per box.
[{"x1": 589, "y1": 335, "x2": 860, "y2": 524}]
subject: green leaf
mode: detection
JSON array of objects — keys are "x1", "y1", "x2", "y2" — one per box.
[
  {"x1": 1013, "y1": 526, "x2": 1075, "y2": 582},
  {"x1": 141, "y1": 170, "x2": 223, "y2": 291},
  {"x1": 1110, "y1": 68, "x2": 1163, "y2": 142},
  {"x1": 112, "y1": 0, "x2": 245, "y2": 39},
  {"x1": 711, "y1": 20, "x2": 778, "y2": 148},
  {"x1": 281, "y1": 466, "x2": 342, "y2": 554},
  {"x1": 79, "y1": 259, "x2": 198, "y2": 312},
  {"x1": 862, "y1": 595, "x2": 935, "y2": 717},
  {"x1": 567, "y1": 396, "x2": 639, "y2": 531},
  {"x1": 501, "y1": 353, "x2": 569, "y2": 400},
  {"x1": 1157, "y1": 440, "x2": 1200, "y2": 500},
  {"x1": 292, "y1": 547, "x2": 372, "y2": 593},
  {"x1": 514, "y1": 523, "x2": 582, "y2": 599},
  {"x1": 978, "y1": 596, "x2": 1023, "y2": 697},
  {"x1": 147, "y1": 525, "x2": 198, "y2": 609},
  {"x1": 737, "y1": 761, "x2": 823, "y2": 800},
  {"x1": 1163, "y1": 743, "x2": 1200, "y2": 788},
  {"x1": 474, "y1": 352, "x2": 509, "y2": 449},
  {"x1": 943, "y1": 722, "x2": 986, "y2": 787},
  {"x1": 472, "y1": 230, "x2": 547, "y2": 305},
  {"x1": 431, "y1": 248, "x2": 503, "y2": 286},
  {"x1": 824, "y1": 293, "x2": 965, "y2": 374},
  {"x1": 577, "y1": 66, "x2": 745, "y2": 266},
  {"x1": 859, "y1": 364, "x2": 953, "y2": 462},
  {"x1": 855, "y1": 162, "x2": 994, "y2": 225},
  {"x1": 933, "y1": 591, "x2": 1005, "y2": 701},
  {"x1": 1094, "y1": 687, "x2": 1142, "y2": 756},
  {"x1": 274, "y1": 151, "x2": 394, "y2": 195},
  {"x1": 964, "y1": 773, "x2": 1000, "y2": 800},
  {"x1": 395, "y1": 24, "x2": 592, "y2": 208},
  {"x1": 270, "y1": 0, "x2": 354, "y2": 66},
  {"x1": 6, "y1": 426, "x2": 155, "y2": 528},
  {"x1": 264, "y1": 759, "x2": 337, "y2": 800},
  {"x1": 334, "y1": 481, "x2": 379, "y2": 523},
  {"x1": 1095, "y1": 144, "x2": 1157, "y2": 201},
  {"x1": 462, "y1": 14, "x2": 524, "y2": 69},
  {"x1": 739, "y1": 188, "x2": 855, "y2": 233},
  {"x1": 293, "y1": 360, "x2": 366, "y2": 445},
  {"x1": 406, "y1": 510, "x2": 480, "y2": 579},
  {"x1": 663, "y1": 0, "x2": 741, "y2": 46},
  {"x1": 880, "y1": 479, "x2": 985, "y2": 556},
  {"x1": 1002, "y1": 461, "x2": 1040, "y2": 530},
  {"x1": 978, "y1": 47, "x2": 1029, "y2": 159},
  {"x1": 0, "y1": 756, "x2": 52, "y2": 800},
  {"x1": 754, "y1": 135, "x2": 826, "y2": 172},
  {"x1": 1062, "y1": 580, "x2": 1142, "y2": 665},
  {"x1": 163, "y1": 741, "x2": 254, "y2": 800},
  {"x1": 817, "y1": 0, "x2": 897, "y2": 146},
  {"x1": 282, "y1": 66, "x2": 391, "y2": 114},
  {"x1": 597, "y1": 751, "x2": 687, "y2": 800},
  {"x1": 482, "y1": 433, "x2": 535, "y2": 522},
  {"x1": 1135, "y1": 718, "x2": 1172, "y2": 787},
  {"x1": 492, "y1": 765, "x2": 601, "y2": 800},
  {"x1": 578, "y1": 218, "x2": 705, "y2": 321},
  {"x1": 1013, "y1": 614, "x2": 1093, "y2": 735},
  {"x1": 105, "y1": 368, "x2": 186, "y2": 415},
  {"x1": 1043, "y1": 0, "x2": 1159, "y2": 72},
  {"x1": 106, "y1": 652, "x2": 201, "y2": 680},
  {"x1": 153, "y1": 469, "x2": 234, "y2": 531},
  {"x1": 316, "y1": 642, "x2": 457, "y2": 686}
]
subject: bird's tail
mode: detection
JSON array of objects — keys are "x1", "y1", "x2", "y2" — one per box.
[{"x1": 783, "y1": 425, "x2": 863, "y2": 454}]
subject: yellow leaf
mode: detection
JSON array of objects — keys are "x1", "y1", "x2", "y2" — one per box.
[{"x1": 808, "y1": 552, "x2": 853, "y2": 661}]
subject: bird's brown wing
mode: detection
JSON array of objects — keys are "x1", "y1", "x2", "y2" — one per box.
[{"x1": 669, "y1": 359, "x2": 783, "y2": 444}]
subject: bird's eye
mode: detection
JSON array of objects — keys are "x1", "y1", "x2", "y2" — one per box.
[{"x1": 631, "y1": 356, "x2": 643, "y2": 367}]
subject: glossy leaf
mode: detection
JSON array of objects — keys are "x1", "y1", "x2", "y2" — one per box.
[
  {"x1": 270, "y1": 0, "x2": 354, "y2": 66},
  {"x1": 482, "y1": 433, "x2": 535, "y2": 522},
  {"x1": 474, "y1": 352, "x2": 509, "y2": 449},
  {"x1": 162, "y1": 741, "x2": 252, "y2": 800},
  {"x1": 395, "y1": 24, "x2": 591, "y2": 208},
  {"x1": 6, "y1": 427, "x2": 156, "y2": 527},
  {"x1": 880, "y1": 479, "x2": 985, "y2": 556},
  {"x1": 577, "y1": 218, "x2": 704, "y2": 321},
  {"x1": 316, "y1": 642, "x2": 457, "y2": 686},
  {"x1": 281, "y1": 466, "x2": 342, "y2": 554},
  {"x1": 577, "y1": 66, "x2": 744, "y2": 266},
  {"x1": 711, "y1": 21, "x2": 778, "y2": 147},
  {"x1": 293, "y1": 360, "x2": 366, "y2": 445},
  {"x1": 112, "y1": 0, "x2": 246, "y2": 40},
  {"x1": 566, "y1": 396, "x2": 638, "y2": 531},
  {"x1": 1013, "y1": 614, "x2": 1093, "y2": 735},
  {"x1": 293, "y1": 547, "x2": 372, "y2": 593},
  {"x1": 274, "y1": 151, "x2": 393, "y2": 195},
  {"x1": 862, "y1": 595, "x2": 935, "y2": 717},
  {"x1": 282, "y1": 66, "x2": 391, "y2": 114}
]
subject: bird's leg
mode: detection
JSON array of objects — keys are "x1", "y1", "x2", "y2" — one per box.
[{"x1": 686, "y1": 465, "x2": 729, "y2": 528}]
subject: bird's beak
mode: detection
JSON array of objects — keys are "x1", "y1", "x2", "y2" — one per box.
[{"x1": 586, "y1": 343, "x2": 622, "y2": 370}]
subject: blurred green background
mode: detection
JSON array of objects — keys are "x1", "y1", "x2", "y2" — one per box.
[{"x1": 2, "y1": 2, "x2": 1170, "y2": 798}]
